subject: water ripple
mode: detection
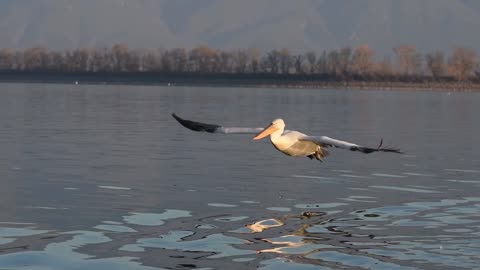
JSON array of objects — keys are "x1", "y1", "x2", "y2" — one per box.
[
  {"x1": 307, "y1": 251, "x2": 416, "y2": 270},
  {"x1": 123, "y1": 209, "x2": 191, "y2": 226},
  {"x1": 370, "y1": 185, "x2": 440, "y2": 193},
  {"x1": 1, "y1": 198, "x2": 480, "y2": 269},
  {"x1": 0, "y1": 230, "x2": 161, "y2": 270},
  {"x1": 120, "y1": 230, "x2": 255, "y2": 258}
]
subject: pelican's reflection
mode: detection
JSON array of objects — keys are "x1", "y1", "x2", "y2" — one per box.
[
  {"x1": 246, "y1": 219, "x2": 284, "y2": 233},
  {"x1": 239, "y1": 212, "x2": 336, "y2": 255},
  {"x1": 259, "y1": 234, "x2": 337, "y2": 255},
  {"x1": 259, "y1": 235, "x2": 305, "y2": 254}
]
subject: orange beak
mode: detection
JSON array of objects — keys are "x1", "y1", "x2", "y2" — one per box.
[{"x1": 253, "y1": 124, "x2": 278, "y2": 140}]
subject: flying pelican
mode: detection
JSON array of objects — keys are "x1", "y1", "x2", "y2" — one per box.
[{"x1": 172, "y1": 113, "x2": 402, "y2": 161}]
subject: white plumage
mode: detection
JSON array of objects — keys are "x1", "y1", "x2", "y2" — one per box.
[{"x1": 173, "y1": 113, "x2": 402, "y2": 162}]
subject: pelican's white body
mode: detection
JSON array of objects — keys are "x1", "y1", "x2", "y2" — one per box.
[{"x1": 258, "y1": 119, "x2": 328, "y2": 159}]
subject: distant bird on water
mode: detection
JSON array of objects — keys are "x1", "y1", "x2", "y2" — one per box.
[{"x1": 172, "y1": 113, "x2": 402, "y2": 162}]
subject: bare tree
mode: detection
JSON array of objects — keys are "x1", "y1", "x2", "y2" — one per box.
[
  {"x1": 377, "y1": 55, "x2": 393, "y2": 76},
  {"x1": 279, "y1": 48, "x2": 293, "y2": 74},
  {"x1": 234, "y1": 49, "x2": 249, "y2": 73},
  {"x1": 0, "y1": 48, "x2": 14, "y2": 70},
  {"x1": 448, "y1": 47, "x2": 477, "y2": 81},
  {"x1": 13, "y1": 51, "x2": 25, "y2": 70},
  {"x1": 189, "y1": 45, "x2": 218, "y2": 72},
  {"x1": 111, "y1": 44, "x2": 131, "y2": 72},
  {"x1": 326, "y1": 50, "x2": 341, "y2": 76},
  {"x1": 264, "y1": 50, "x2": 280, "y2": 73},
  {"x1": 305, "y1": 51, "x2": 317, "y2": 73},
  {"x1": 90, "y1": 48, "x2": 112, "y2": 72},
  {"x1": 170, "y1": 48, "x2": 187, "y2": 72},
  {"x1": 338, "y1": 47, "x2": 352, "y2": 75},
  {"x1": 23, "y1": 47, "x2": 48, "y2": 70},
  {"x1": 475, "y1": 62, "x2": 480, "y2": 81},
  {"x1": 425, "y1": 51, "x2": 445, "y2": 79},
  {"x1": 393, "y1": 45, "x2": 417, "y2": 75},
  {"x1": 247, "y1": 48, "x2": 261, "y2": 73},
  {"x1": 46, "y1": 51, "x2": 65, "y2": 71},
  {"x1": 293, "y1": 54, "x2": 305, "y2": 74},
  {"x1": 65, "y1": 49, "x2": 90, "y2": 72},
  {"x1": 351, "y1": 44, "x2": 375, "y2": 75},
  {"x1": 412, "y1": 53, "x2": 424, "y2": 75},
  {"x1": 140, "y1": 49, "x2": 161, "y2": 72},
  {"x1": 124, "y1": 49, "x2": 141, "y2": 72},
  {"x1": 218, "y1": 51, "x2": 234, "y2": 73},
  {"x1": 316, "y1": 51, "x2": 328, "y2": 74},
  {"x1": 1, "y1": 44, "x2": 479, "y2": 86},
  {"x1": 161, "y1": 49, "x2": 175, "y2": 72}
]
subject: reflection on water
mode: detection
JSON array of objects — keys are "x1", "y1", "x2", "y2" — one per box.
[
  {"x1": 5, "y1": 196, "x2": 478, "y2": 269},
  {"x1": 123, "y1": 210, "x2": 192, "y2": 226},
  {"x1": 371, "y1": 173, "x2": 407, "y2": 178},
  {"x1": 0, "y1": 227, "x2": 50, "y2": 246},
  {"x1": 294, "y1": 203, "x2": 347, "y2": 209},
  {"x1": 259, "y1": 235, "x2": 338, "y2": 255},
  {"x1": 207, "y1": 203, "x2": 238, "y2": 208},
  {"x1": 94, "y1": 224, "x2": 137, "y2": 233},
  {"x1": 244, "y1": 219, "x2": 284, "y2": 233},
  {"x1": 259, "y1": 258, "x2": 331, "y2": 270},
  {"x1": 0, "y1": 84, "x2": 480, "y2": 269},
  {"x1": 1, "y1": 183, "x2": 480, "y2": 269},
  {"x1": 121, "y1": 230, "x2": 255, "y2": 258},
  {"x1": 98, "y1": 185, "x2": 132, "y2": 190},
  {"x1": 266, "y1": 207, "x2": 291, "y2": 212},
  {"x1": 445, "y1": 169, "x2": 480, "y2": 173},
  {"x1": 0, "y1": 226, "x2": 161, "y2": 270},
  {"x1": 306, "y1": 251, "x2": 416, "y2": 270},
  {"x1": 370, "y1": 185, "x2": 440, "y2": 193},
  {"x1": 215, "y1": 216, "x2": 249, "y2": 222}
]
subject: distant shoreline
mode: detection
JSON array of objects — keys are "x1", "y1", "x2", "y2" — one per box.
[{"x1": 0, "y1": 71, "x2": 479, "y2": 92}]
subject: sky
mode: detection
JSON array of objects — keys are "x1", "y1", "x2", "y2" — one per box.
[{"x1": 0, "y1": 0, "x2": 479, "y2": 54}]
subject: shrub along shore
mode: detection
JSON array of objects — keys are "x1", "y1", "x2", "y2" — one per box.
[{"x1": 0, "y1": 44, "x2": 479, "y2": 90}]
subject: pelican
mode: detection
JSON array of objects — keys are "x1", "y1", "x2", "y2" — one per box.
[{"x1": 172, "y1": 113, "x2": 402, "y2": 162}]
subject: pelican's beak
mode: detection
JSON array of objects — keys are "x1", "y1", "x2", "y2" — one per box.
[{"x1": 253, "y1": 124, "x2": 278, "y2": 140}]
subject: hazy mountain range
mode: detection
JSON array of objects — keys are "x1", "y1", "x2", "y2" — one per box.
[{"x1": 0, "y1": 0, "x2": 479, "y2": 54}]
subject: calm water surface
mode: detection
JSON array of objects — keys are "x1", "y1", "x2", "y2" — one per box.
[{"x1": 0, "y1": 83, "x2": 479, "y2": 269}]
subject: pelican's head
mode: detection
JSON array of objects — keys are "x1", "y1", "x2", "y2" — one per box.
[{"x1": 253, "y1": 118, "x2": 285, "y2": 140}]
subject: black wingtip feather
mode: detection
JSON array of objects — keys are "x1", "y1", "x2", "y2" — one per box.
[
  {"x1": 357, "y1": 139, "x2": 403, "y2": 154},
  {"x1": 172, "y1": 113, "x2": 221, "y2": 133},
  {"x1": 378, "y1": 138, "x2": 383, "y2": 149}
]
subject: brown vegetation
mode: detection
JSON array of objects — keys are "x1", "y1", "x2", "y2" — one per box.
[{"x1": 0, "y1": 44, "x2": 479, "y2": 87}]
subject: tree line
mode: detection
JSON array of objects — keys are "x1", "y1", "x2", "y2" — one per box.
[{"x1": 0, "y1": 44, "x2": 478, "y2": 82}]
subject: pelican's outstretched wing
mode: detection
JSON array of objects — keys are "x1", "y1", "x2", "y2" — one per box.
[
  {"x1": 300, "y1": 136, "x2": 403, "y2": 154},
  {"x1": 172, "y1": 113, "x2": 265, "y2": 134}
]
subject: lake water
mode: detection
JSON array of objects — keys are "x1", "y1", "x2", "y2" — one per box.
[{"x1": 0, "y1": 83, "x2": 479, "y2": 269}]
